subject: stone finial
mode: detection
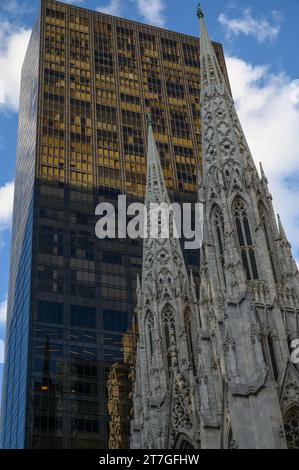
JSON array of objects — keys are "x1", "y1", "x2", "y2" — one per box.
[
  {"x1": 259, "y1": 162, "x2": 268, "y2": 183},
  {"x1": 196, "y1": 2, "x2": 204, "y2": 19},
  {"x1": 277, "y1": 214, "x2": 288, "y2": 242},
  {"x1": 147, "y1": 111, "x2": 153, "y2": 128}
]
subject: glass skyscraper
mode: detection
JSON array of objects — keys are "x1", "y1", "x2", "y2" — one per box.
[{"x1": 0, "y1": 0, "x2": 229, "y2": 448}]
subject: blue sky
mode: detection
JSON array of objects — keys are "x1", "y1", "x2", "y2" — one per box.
[{"x1": 0, "y1": 0, "x2": 299, "y2": 395}]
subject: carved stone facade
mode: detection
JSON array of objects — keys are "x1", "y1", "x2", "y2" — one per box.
[{"x1": 130, "y1": 5, "x2": 299, "y2": 449}]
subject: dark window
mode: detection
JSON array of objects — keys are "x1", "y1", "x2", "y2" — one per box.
[
  {"x1": 37, "y1": 301, "x2": 63, "y2": 324},
  {"x1": 213, "y1": 206, "x2": 226, "y2": 286},
  {"x1": 102, "y1": 253, "x2": 123, "y2": 265},
  {"x1": 233, "y1": 199, "x2": 259, "y2": 280},
  {"x1": 186, "y1": 252, "x2": 200, "y2": 267},
  {"x1": 184, "y1": 310, "x2": 196, "y2": 373},
  {"x1": 96, "y1": 104, "x2": 116, "y2": 124},
  {"x1": 103, "y1": 309, "x2": 129, "y2": 332},
  {"x1": 74, "y1": 419, "x2": 99, "y2": 433},
  {"x1": 267, "y1": 335, "x2": 278, "y2": 380},
  {"x1": 70, "y1": 284, "x2": 96, "y2": 298},
  {"x1": 71, "y1": 305, "x2": 96, "y2": 329},
  {"x1": 258, "y1": 202, "x2": 278, "y2": 283},
  {"x1": 146, "y1": 312, "x2": 154, "y2": 357},
  {"x1": 76, "y1": 213, "x2": 88, "y2": 225}
]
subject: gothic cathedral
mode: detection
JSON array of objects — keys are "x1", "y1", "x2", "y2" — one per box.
[{"x1": 130, "y1": 5, "x2": 299, "y2": 449}]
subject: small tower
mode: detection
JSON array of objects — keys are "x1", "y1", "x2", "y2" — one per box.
[{"x1": 130, "y1": 114, "x2": 202, "y2": 449}]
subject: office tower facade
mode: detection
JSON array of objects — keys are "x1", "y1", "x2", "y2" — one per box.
[{"x1": 0, "y1": 0, "x2": 229, "y2": 449}]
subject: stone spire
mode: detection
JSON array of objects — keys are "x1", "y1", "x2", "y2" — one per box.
[
  {"x1": 198, "y1": 4, "x2": 257, "y2": 178},
  {"x1": 277, "y1": 214, "x2": 299, "y2": 286},
  {"x1": 145, "y1": 111, "x2": 170, "y2": 206},
  {"x1": 277, "y1": 214, "x2": 288, "y2": 242},
  {"x1": 131, "y1": 114, "x2": 202, "y2": 449},
  {"x1": 197, "y1": 3, "x2": 226, "y2": 90},
  {"x1": 196, "y1": 5, "x2": 294, "y2": 450},
  {"x1": 141, "y1": 112, "x2": 190, "y2": 288}
]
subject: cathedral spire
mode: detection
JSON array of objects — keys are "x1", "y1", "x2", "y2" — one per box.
[
  {"x1": 197, "y1": 2, "x2": 226, "y2": 90},
  {"x1": 131, "y1": 113, "x2": 203, "y2": 449},
  {"x1": 145, "y1": 111, "x2": 170, "y2": 206},
  {"x1": 141, "y1": 112, "x2": 191, "y2": 289},
  {"x1": 197, "y1": 1, "x2": 260, "y2": 179}
]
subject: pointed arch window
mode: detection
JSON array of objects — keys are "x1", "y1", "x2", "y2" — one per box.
[
  {"x1": 184, "y1": 309, "x2": 196, "y2": 373},
  {"x1": 162, "y1": 305, "x2": 176, "y2": 375},
  {"x1": 212, "y1": 205, "x2": 226, "y2": 286},
  {"x1": 233, "y1": 198, "x2": 259, "y2": 280},
  {"x1": 284, "y1": 408, "x2": 299, "y2": 449},
  {"x1": 267, "y1": 334, "x2": 278, "y2": 381},
  {"x1": 173, "y1": 434, "x2": 195, "y2": 449},
  {"x1": 145, "y1": 311, "x2": 154, "y2": 358},
  {"x1": 261, "y1": 330, "x2": 279, "y2": 381},
  {"x1": 258, "y1": 201, "x2": 278, "y2": 283}
]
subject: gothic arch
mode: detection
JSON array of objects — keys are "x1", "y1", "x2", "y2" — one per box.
[
  {"x1": 260, "y1": 326, "x2": 279, "y2": 381},
  {"x1": 267, "y1": 331, "x2": 279, "y2": 380},
  {"x1": 211, "y1": 205, "x2": 224, "y2": 257},
  {"x1": 173, "y1": 433, "x2": 195, "y2": 449},
  {"x1": 211, "y1": 204, "x2": 226, "y2": 288},
  {"x1": 232, "y1": 196, "x2": 259, "y2": 281},
  {"x1": 283, "y1": 406, "x2": 299, "y2": 449},
  {"x1": 228, "y1": 189, "x2": 251, "y2": 210},
  {"x1": 224, "y1": 162, "x2": 243, "y2": 193},
  {"x1": 184, "y1": 308, "x2": 196, "y2": 373},
  {"x1": 145, "y1": 310, "x2": 154, "y2": 359}
]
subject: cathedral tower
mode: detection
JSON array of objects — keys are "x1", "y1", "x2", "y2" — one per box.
[
  {"x1": 130, "y1": 114, "x2": 202, "y2": 449},
  {"x1": 196, "y1": 2, "x2": 299, "y2": 449}
]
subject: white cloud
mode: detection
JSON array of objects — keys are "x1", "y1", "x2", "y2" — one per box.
[
  {"x1": 136, "y1": 0, "x2": 165, "y2": 27},
  {"x1": 0, "y1": 80, "x2": 4, "y2": 104},
  {"x1": 226, "y1": 56, "x2": 299, "y2": 259},
  {"x1": 61, "y1": 0, "x2": 85, "y2": 4},
  {"x1": 0, "y1": 181, "x2": 14, "y2": 231},
  {"x1": 97, "y1": 0, "x2": 121, "y2": 16},
  {"x1": 219, "y1": 8, "x2": 282, "y2": 43},
  {"x1": 0, "y1": 19, "x2": 31, "y2": 112},
  {"x1": 0, "y1": 340, "x2": 4, "y2": 363},
  {"x1": 0, "y1": 297, "x2": 7, "y2": 325},
  {"x1": 97, "y1": 0, "x2": 166, "y2": 26}
]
